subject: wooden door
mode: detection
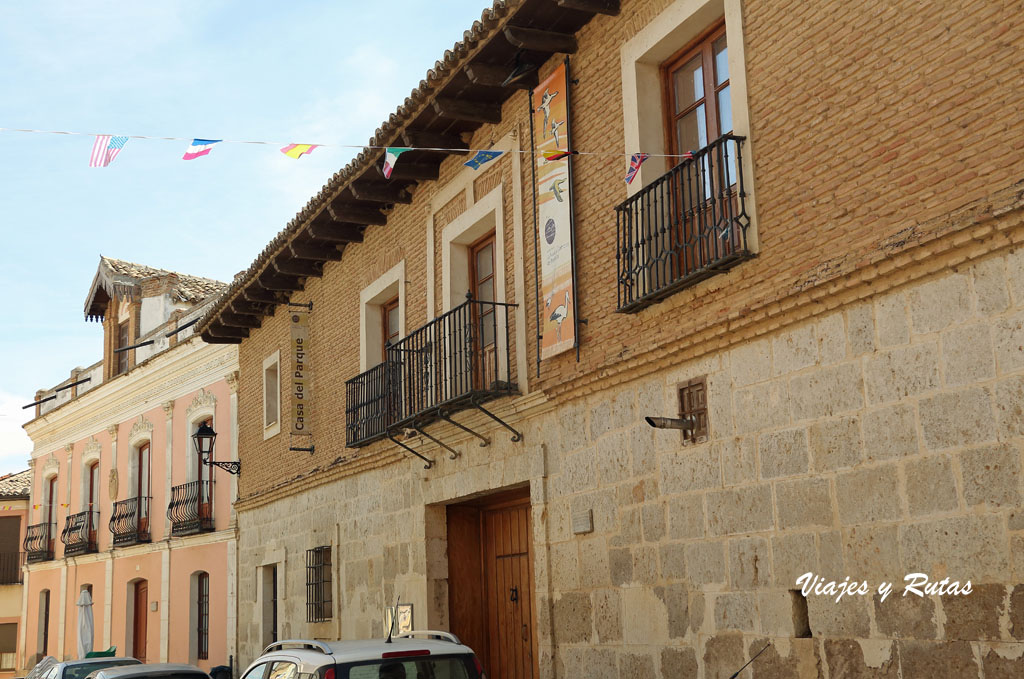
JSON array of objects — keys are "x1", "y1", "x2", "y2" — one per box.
[
  {"x1": 133, "y1": 581, "x2": 148, "y2": 662},
  {"x1": 448, "y1": 491, "x2": 535, "y2": 679},
  {"x1": 469, "y1": 232, "x2": 497, "y2": 390}
]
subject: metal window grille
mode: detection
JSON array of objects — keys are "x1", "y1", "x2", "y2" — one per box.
[
  {"x1": 678, "y1": 377, "x2": 709, "y2": 442},
  {"x1": 197, "y1": 572, "x2": 209, "y2": 660},
  {"x1": 305, "y1": 546, "x2": 332, "y2": 622}
]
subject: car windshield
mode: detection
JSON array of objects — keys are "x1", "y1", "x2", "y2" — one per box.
[
  {"x1": 346, "y1": 657, "x2": 475, "y2": 679},
  {"x1": 66, "y1": 661, "x2": 140, "y2": 679}
]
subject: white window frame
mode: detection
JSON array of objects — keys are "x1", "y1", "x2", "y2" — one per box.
[
  {"x1": 263, "y1": 351, "x2": 281, "y2": 440},
  {"x1": 359, "y1": 260, "x2": 406, "y2": 372},
  {"x1": 621, "y1": 0, "x2": 759, "y2": 250}
]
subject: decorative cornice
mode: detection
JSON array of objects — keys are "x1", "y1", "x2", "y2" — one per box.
[
  {"x1": 128, "y1": 414, "x2": 154, "y2": 442},
  {"x1": 83, "y1": 437, "x2": 102, "y2": 465},
  {"x1": 225, "y1": 371, "x2": 240, "y2": 395},
  {"x1": 162, "y1": 400, "x2": 175, "y2": 418},
  {"x1": 186, "y1": 388, "x2": 217, "y2": 418}
]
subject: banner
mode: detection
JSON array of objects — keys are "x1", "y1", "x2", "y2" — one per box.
[
  {"x1": 533, "y1": 60, "x2": 576, "y2": 360},
  {"x1": 290, "y1": 310, "x2": 311, "y2": 435}
]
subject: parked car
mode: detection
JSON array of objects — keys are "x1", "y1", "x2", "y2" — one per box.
[
  {"x1": 84, "y1": 664, "x2": 211, "y2": 679},
  {"x1": 242, "y1": 632, "x2": 486, "y2": 679},
  {"x1": 38, "y1": 658, "x2": 141, "y2": 679}
]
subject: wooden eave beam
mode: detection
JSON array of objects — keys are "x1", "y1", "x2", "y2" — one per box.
[
  {"x1": 201, "y1": 332, "x2": 242, "y2": 345},
  {"x1": 217, "y1": 311, "x2": 262, "y2": 329},
  {"x1": 272, "y1": 256, "x2": 323, "y2": 277},
  {"x1": 401, "y1": 130, "x2": 470, "y2": 155},
  {"x1": 257, "y1": 271, "x2": 304, "y2": 292},
  {"x1": 307, "y1": 220, "x2": 365, "y2": 243},
  {"x1": 348, "y1": 182, "x2": 414, "y2": 204},
  {"x1": 230, "y1": 298, "x2": 272, "y2": 315},
  {"x1": 432, "y1": 97, "x2": 503, "y2": 125},
  {"x1": 465, "y1": 62, "x2": 538, "y2": 90},
  {"x1": 374, "y1": 161, "x2": 441, "y2": 181},
  {"x1": 557, "y1": 0, "x2": 620, "y2": 15},
  {"x1": 289, "y1": 240, "x2": 343, "y2": 261},
  {"x1": 327, "y1": 203, "x2": 387, "y2": 226},
  {"x1": 205, "y1": 324, "x2": 249, "y2": 339},
  {"x1": 242, "y1": 286, "x2": 281, "y2": 304},
  {"x1": 503, "y1": 25, "x2": 578, "y2": 54}
]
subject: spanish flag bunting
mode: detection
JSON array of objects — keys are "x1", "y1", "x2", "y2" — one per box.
[{"x1": 280, "y1": 144, "x2": 319, "y2": 159}]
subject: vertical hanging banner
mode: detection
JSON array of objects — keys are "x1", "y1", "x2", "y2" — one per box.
[
  {"x1": 290, "y1": 310, "x2": 311, "y2": 436},
  {"x1": 532, "y1": 60, "x2": 577, "y2": 360}
]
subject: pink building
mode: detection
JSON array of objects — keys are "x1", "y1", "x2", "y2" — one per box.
[
  {"x1": 0, "y1": 471, "x2": 30, "y2": 679},
  {"x1": 20, "y1": 258, "x2": 238, "y2": 674}
]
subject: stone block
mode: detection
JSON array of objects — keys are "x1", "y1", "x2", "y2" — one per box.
[
  {"x1": 686, "y1": 541, "x2": 727, "y2": 585},
  {"x1": 689, "y1": 590, "x2": 705, "y2": 633},
  {"x1": 942, "y1": 584, "x2": 1005, "y2": 641},
  {"x1": 734, "y1": 380, "x2": 791, "y2": 434},
  {"x1": 971, "y1": 256, "x2": 1010, "y2": 316},
  {"x1": 592, "y1": 588, "x2": 622, "y2": 643},
  {"x1": 919, "y1": 387, "x2": 996, "y2": 450},
  {"x1": 996, "y1": 375, "x2": 1024, "y2": 438},
  {"x1": 579, "y1": 537, "x2": 611, "y2": 589},
  {"x1": 875, "y1": 291, "x2": 910, "y2": 347},
  {"x1": 707, "y1": 373, "x2": 733, "y2": 438},
  {"x1": 730, "y1": 336, "x2": 773, "y2": 387},
  {"x1": 818, "y1": 530, "x2": 845, "y2": 578},
  {"x1": 702, "y1": 633, "x2": 745, "y2": 679},
  {"x1": 609, "y1": 547, "x2": 633, "y2": 586},
  {"x1": 898, "y1": 640, "x2": 980, "y2": 679},
  {"x1": 900, "y1": 515, "x2": 1008, "y2": 581},
  {"x1": 551, "y1": 591, "x2": 592, "y2": 643},
  {"x1": 729, "y1": 536, "x2": 771, "y2": 588},
  {"x1": 621, "y1": 586, "x2": 669, "y2": 644},
  {"x1": 557, "y1": 401, "x2": 589, "y2": 454},
  {"x1": 719, "y1": 437, "x2": 756, "y2": 486},
  {"x1": 1007, "y1": 248, "x2": 1024, "y2": 306},
  {"x1": 873, "y1": 590, "x2": 937, "y2": 639},
  {"x1": 560, "y1": 449, "x2": 597, "y2": 494},
  {"x1": 908, "y1": 272, "x2": 973, "y2": 335},
  {"x1": 714, "y1": 592, "x2": 757, "y2": 632},
  {"x1": 590, "y1": 390, "x2": 635, "y2": 441},
  {"x1": 865, "y1": 343, "x2": 941, "y2": 404},
  {"x1": 809, "y1": 415, "x2": 863, "y2": 472},
  {"x1": 960, "y1": 443, "x2": 1022, "y2": 507},
  {"x1": 549, "y1": 541, "x2": 579, "y2": 591},
  {"x1": 707, "y1": 485, "x2": 774, "y2": 535},
  {"x1": 816, "y1": 311, "x2": 847, "y2": 365},
  {"x1": 775, "y1": 477, "x2": 834, "y2": 529},
  {"x1": 617, "y1": 478, "x2": 659, "y2": 508},
  {"x1": 660, "y1": 647, "x2": 697, "y2": 678},
  {"x1": 656, "y1": 582, "x2": 690, "y2": 639},
  {"x1": 596, "y1": 430, "x2": 631, "y2": 486},
  {"x1": 943, "y1": 323, "x2": 996, "y2": 386},
  {"x1": 836, "y1": 464, "x2": 902, "y2": 524},
  {"x1": 667, "y1": 494, "x2": 705, "y2": 539},
  {"x1": 759, "y1": 427, "x2": 810, "y2": 478},
  {"x1": 758, "y1": 590, "x2": 806, "y2": 637},
  {"x1": 633, "y1": 545, "x2": 659, "y2": 584},
  {"x1": 618, "y1": 653, "x2": 655, "y2": 679},
  {"x1": 744, "y1": 637, "x2": 820, "y2": 679},
  {"x1": 772, "y1": 532, "x2": 818, "y2": 587},
  {"x1": 659, "y1": 542, "x2": 687, "y2": 581},
  {"x1": 994, "y1": 310, "x2": 1024, "y2": 375},
  {"x1": 570, "y1": 489, "x2": 618, "y2": 534},
  {"x1": 641, "y1": 502, "x2": 666, "y2": 542},
  {"x1": 862, "y1": 403, "x2": 919, "y2": 461},
  {"x1": 824, "y1": 639, "x2": 900, "y2": 679},
  {"x1": 806, "y1": 593, "x2": 871, "y2": 637},
  {"x1": 790, "y1": 362, "x2": 864, "y2": 420},
  {"x1": 846, "y1": 302, "x2": 876, "y2": 356},
  {"x1": 1011, "y1": 585, "x2": 1024, "y2": 640},
  {"x1": 630, "y1": 424, "x2": 657, "y2": 476},
  {"x1": 843, "y1": 524, "x2": 902, "y2": 583},
  {"x1": 661, "y1": 444, "x2": 721, "y2": 493},
  {"x1": 904, "y1": 454, "x2": 959, "y2": 516},
  {"x1": 773, "y1": 324, "x2": 818, "y2": 376},
  {"x1": 981, "y1": 646, "x2": 1024, "y2": 679}
]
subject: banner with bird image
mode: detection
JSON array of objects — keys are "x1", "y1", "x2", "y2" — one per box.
[{"x1": 532, "y1": 60, "x2": 577, "y2": 360}]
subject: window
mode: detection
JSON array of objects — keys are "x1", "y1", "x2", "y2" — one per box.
[
  {"x1": 0, "y1": 623, "x2": 15, "y2": 670},
  {"x1": 196, "y1": 572, "x2": 209, "y2": 660},
  {"x1": 135, "y1": 443, "x2": 151, "y2": 536},
  {"x1": 381, "y1": 296, "x2": 400, "y2": 364},
  {"x1": 678, "y1": 376, "x2": 708, "y2": 442},
  {"x1": 662, "y1": 22, "x2": 731, "y2": 161},
  {"x1": 359, "y1": 261, "x2": 404, "y2": 372},
  {"x1": 469, "y1": 232, "x2": 498, "y2": 389},
  {"x1": 38, "y1": 589, "x2": 50, "y2": 656},
  {"x1": 117, "y1": 321, "x2": 130, "y2": 375},
  {"x1": 263, "y1": 352, "x2": 281, "y2": 439},
  {"x1": 305, "y1": 546, "x2": 332, "y2": 622},
  {"x1": 261, "y1": 564, "x2": 278, "y2": 646}
]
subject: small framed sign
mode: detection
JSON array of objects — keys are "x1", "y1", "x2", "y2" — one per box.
[{"x1": 384, "y1": 603, "x2": 413, "y2": 635}]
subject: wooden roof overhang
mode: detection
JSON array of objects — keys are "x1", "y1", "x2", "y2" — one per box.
[{"x1": 198, "y1": 0, "x2": 618, "y2": 344}]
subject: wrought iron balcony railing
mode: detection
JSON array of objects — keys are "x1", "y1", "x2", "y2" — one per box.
[
  {"x1": 346, "y1": 297, "x2": 517, "y2": 448},
  {"x1": 0, "y1": 552, "x2": 25, "y2": 583},
  {"x1": 61, "y1": 510, "x2": 99, "y2": 556},
  {"x1": 615, "y1": 133, "x2": 753, "y2": 313},
  {"x1": 24, "y1": 523, "x2": 55, "y2": 563},
  {"x1": 109, "y1": 496, "x2": 151, "y2": 546},
  {"x1": 167, "y1": 480, "x2": 215, "y2": 536}
]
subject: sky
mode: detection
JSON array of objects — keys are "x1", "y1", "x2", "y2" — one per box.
[{"x1": 0, "y1": 0, "x2": 491, "y2": 475}]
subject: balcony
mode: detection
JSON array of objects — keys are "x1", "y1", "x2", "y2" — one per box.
[
  {"x1": 0, "y1": 553, "x2": 25, "y2": 584},
  {"x1": 615, "y1": 134, "x2": 753, "y2": 313},
  {"x1": 24, "y1": 523, "x2": 55, "y2": 563},
  {"x1": 109, "y1": 497, "x2": 151, "y2": 547},
  {"x1": 61, "y1": 510, "x2": 99, "y2": 556},
  {"x1": 346, "y1": 298, "x2": 517, "y2": 448},
  {"x1": 167, "y1": 481, "x2": 215, "y2": 536}
]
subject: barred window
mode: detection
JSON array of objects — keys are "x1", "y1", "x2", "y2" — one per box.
[
  {"x1": 197, "y1": 572, "x2": 209, "y2": 660},
  {"x1": 305, "y1": 546, "x2": 332, "y2": 622},
  {"x1": 678, "y1": 376, "x2": 708, "y2": 442}
]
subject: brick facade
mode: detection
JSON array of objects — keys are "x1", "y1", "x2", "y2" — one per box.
[{"x1": 231, "y1": 0, "x2": 1024, "y2": 676}]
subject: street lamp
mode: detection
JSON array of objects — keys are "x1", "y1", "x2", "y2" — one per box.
[{"x1": 192, "y1": 422, "x2": 240, "y2": 475}]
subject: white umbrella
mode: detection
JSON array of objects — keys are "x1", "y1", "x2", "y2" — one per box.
[{"x1": 77, "y1": 589, "x2": 94, "y2": 659}]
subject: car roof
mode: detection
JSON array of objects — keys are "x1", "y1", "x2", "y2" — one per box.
[
  {"x1": 60, "y1": 660, "x2": 139, "y2": 667},
  {"x1": 252, "y1": 636, "x2": 475, "y2": 668},
  {"x1": 88, "y1": 664, "x2": 209, "y2": 679}
]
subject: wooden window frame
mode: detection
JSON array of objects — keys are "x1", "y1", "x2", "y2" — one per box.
[
  {"x1": 263, "y1": 351, "x2": 281, "y2": 439},
  {"x1": 381, "y1": 296, "x2": 400, "y2": 364},
  {"x1": 305, "y1": 546, "x2": 332, "y2": 623},
  {"x1": 196, "y1": 572, "x2": 209, "y2": 660},
  {"x1": 660, "y1": 20, "x2": 729, "y2": 159},
  {"x1": 677, "y1": 376, "x2": 709, "y2": 443},
  {"x1": 116, "y1": 321, "x2": 130, "y2": 376}
]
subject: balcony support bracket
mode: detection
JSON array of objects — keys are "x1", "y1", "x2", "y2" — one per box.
[
  {"x1": 387, "y1": 430, "x2": 435, "y2": 470},
  {"x1": 471, "y1": 398, "x2": 523, "y2": 443},
  {"x1": 414, "y1": 424, "x2": 461, "y2": 461},
  {"x1": 439, "y1": 409, "x2": 490, "y2": 448}
]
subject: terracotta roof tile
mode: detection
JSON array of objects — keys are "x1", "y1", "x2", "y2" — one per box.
[
  {"x1": 0, "y1": 469, "x2": 31, "y2": 498},
  {"x1": 85, "y1": 256, "x2": 228, "y2": 320}
]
